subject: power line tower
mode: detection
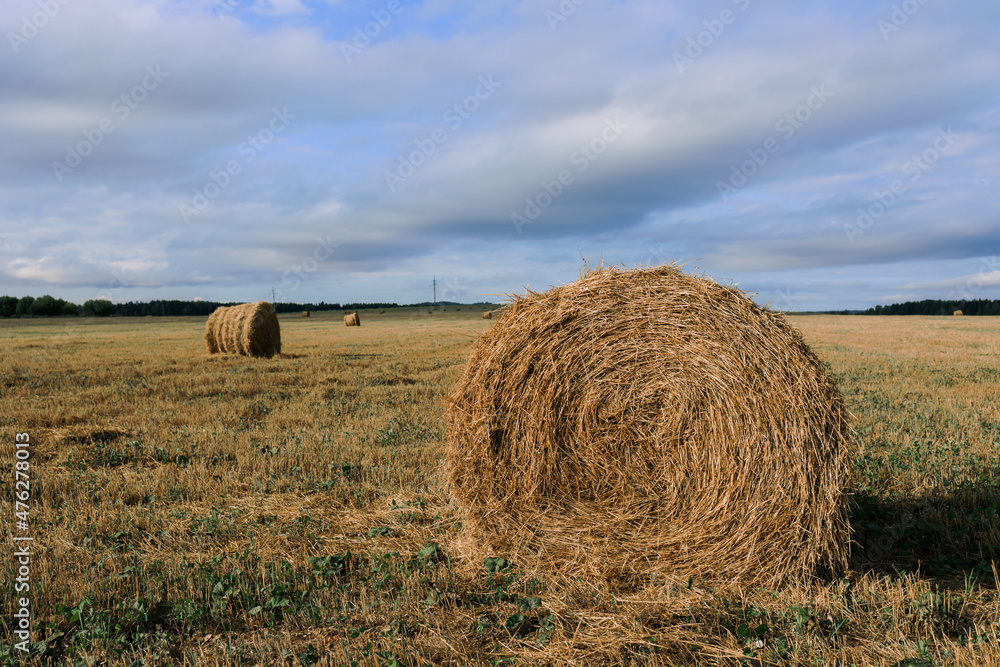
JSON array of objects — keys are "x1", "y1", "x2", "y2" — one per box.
[{"x1": 432, "y1": 277, "x2": 437, "y2": 306}]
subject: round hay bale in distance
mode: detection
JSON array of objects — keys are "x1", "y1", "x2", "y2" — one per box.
[
  {"x1": 344, "y1": 312, "x2": 360, "y2": 326},
  {"x1": 953, "y1": 310, "x2": 963, "y2": 316},
  {"x1": 204, "y1": 302, "x2": 281, "y2": 357},
  {"x1": 302, "y1": 310, "x2": 310, "y2": 318},
  {"x1": 482, "y1": 311, "x2": 492, "y2": 319},
  {"x1": 445, "y1": 265, "x2": 851, "y2": 586}
]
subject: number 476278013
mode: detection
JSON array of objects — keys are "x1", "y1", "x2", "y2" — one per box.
[{"x1": 14, "y1": 432, "x2": 30, "y2": 528}]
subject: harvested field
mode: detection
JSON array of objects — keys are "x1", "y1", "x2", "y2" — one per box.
[{"x1": 1, "y1": 310, "x2": 999, "y2": 665}]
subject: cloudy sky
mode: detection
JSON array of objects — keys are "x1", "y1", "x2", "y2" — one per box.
[{"x1": 1, "y1": 0, "x2": 998, "y2": 310}]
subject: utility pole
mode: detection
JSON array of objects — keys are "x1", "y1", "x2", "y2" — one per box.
[
  {"x1": 432, "y1": 277, "x2": 437, "y2": 306},
  {"x1": 272, "y1": 287, "x2": 276, "y2": 305}
]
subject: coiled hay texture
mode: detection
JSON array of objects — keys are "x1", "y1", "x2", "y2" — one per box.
[
  {"x1": 204, "y1": 308, "x2": 224, "y2": 354},
  {"x1": 344, "y1": 312, "x2": 360, "y2": 326},
  {"x1": 445, "y1": 265, "x2": 851, "y2": 587},
  {"x1": 204, "y1": 302, "x2": 281, "y2": 357}
]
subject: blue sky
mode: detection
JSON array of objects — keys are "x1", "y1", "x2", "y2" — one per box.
[{"x1": 1, "y1": 0, "x2": 998, "y2": 310}]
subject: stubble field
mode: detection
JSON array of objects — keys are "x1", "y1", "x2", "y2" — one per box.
[{"x1": 1, "y1": 310, "x2": 999, "y2": 665}]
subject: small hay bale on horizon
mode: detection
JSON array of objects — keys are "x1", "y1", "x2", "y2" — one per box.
[
  {"x1": 204, "y1": 302, "x2": 281, "y2": 357},
  {"x1": 954, "y1": 309, "x2": 963, "y2": 316},
  {"x1": 302, "y1": 311, "x2": 310, "y2": 318},
  {"x1": 344, "y1": 312, "x2": 360, "y2": 326},
  {"x1": 446, "y1": 264, "x2": 852, "y2": 587},
  {"x1": 481, "y1": 311, "x2": 492, "y2": 319}
]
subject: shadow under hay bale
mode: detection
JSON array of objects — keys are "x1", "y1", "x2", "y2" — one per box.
[
  {"x1": 446, "y1": 264, "x2": 852, "y2": 587},
  {"x1": 204, "y1": 302, "x2": 281, "y2": 358},
  {"x1": 344, "y1": 312, "x2": 360, "y2": 326},
  {"x1": 851, "y1": 484, "x2": 1000, "y2": 578}
]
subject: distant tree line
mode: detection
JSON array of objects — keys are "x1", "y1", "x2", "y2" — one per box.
[
  {"x1": 341, "y1": 302, "x2": 399, "y2": 311},
  {"x1": 0, "y1": 296, "x2": 497, "y2": 318},
  {"x1": 864, "y1": 299, "x2": 1000, "y2": 316},
  {"x1": 0, "y1": 295, "x2": 117, "y2": 317},
  {"x1": 115, "y1": 300, "x2": 361, "y2": 317}
]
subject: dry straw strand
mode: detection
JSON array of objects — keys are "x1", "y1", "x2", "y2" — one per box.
[
  {"x1": 445, "y1": 264, "x2": 852, "y2": 587},
  {"x1": 344, "y1": 312, "x2": 360, "y2": 326},
  {"x1": 204, "y1": 302, "x2": 281, "y2": 357}
]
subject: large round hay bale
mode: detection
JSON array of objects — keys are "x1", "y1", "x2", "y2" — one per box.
[
  {"x1": 953, "y1": 310, "x2": 963, "y2": 316},
  {"x1": 344, "y1": 312, "x2": 360, "y2": 326},
  {"x1": 446, "y1": 265, "x2": 851, "y2": 586},
  {"x1": 204, "y1": 302, "x2": 281, "y2": 357}
]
